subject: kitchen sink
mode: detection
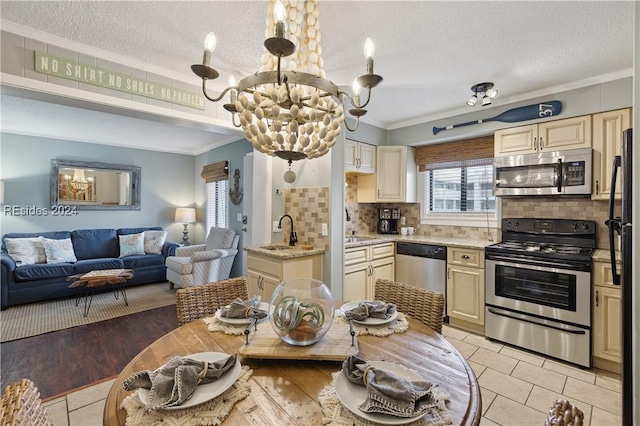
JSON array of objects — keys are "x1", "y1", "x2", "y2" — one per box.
[
  {"x1": 260, "y1": 245, "x2": 293, "y2": 251},
  {"x1": 344, "y1": 236, "x2": 376, "y2": 243}
]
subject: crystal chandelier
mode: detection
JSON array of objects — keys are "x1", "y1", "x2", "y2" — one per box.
[{"x1": 191, "y1": 0, "x2": 382, "y2": 163}]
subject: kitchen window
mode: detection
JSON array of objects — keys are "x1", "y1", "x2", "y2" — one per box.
[{"x1": 415, "y1": 136, "x2": 500, "y2": 227}]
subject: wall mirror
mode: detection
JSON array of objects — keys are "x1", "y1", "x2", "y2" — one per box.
[{"x1": 51, "y1": 159, "x2": 141, "y2": 210}]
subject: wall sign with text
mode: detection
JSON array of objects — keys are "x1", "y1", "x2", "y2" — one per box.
[{"x1": 34, "y1": 52, "x2": 205, "y2": 110}]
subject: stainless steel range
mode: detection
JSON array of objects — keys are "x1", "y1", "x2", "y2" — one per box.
[{"x1": 485, "y1": 218, "x2": 596, "y2": 368}]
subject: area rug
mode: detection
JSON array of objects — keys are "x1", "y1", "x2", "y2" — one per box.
[{"x1": 0, "y1": 282, "x2": 176, "y2": 342}]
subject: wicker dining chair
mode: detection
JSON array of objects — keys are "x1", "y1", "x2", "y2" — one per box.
[
  {"x1": 176, "y1": 276, "x2": 249, "y2": 326},
  {"x1": 374, "y1": 278, "x2": 445, "y2": 333},
  {"x1": 543, "y1": 399, "x2": 584, "y2": 426},
  {"x1": 0, "y1": 378, "x2": 53, "y2": 426}
]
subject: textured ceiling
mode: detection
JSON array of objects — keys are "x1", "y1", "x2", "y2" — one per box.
[{"x1": 0, "y1": 1, "x2": 635, "y2": 154}]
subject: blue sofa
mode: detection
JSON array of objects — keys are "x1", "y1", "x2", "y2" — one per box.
[{"x1": 1, "y1": 227, "x2": 179, "y2": 309}]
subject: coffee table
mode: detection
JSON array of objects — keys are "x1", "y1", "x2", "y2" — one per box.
[{"x1": 67, "y1": 269, "x2": 135, "y2": 316}]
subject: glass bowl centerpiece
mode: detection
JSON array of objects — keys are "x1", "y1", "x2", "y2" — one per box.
[{"x1": 269, "y1": 278, "x2": 334, "y2": 346}]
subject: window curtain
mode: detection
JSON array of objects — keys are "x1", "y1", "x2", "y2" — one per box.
[
  {"x1": 415, "y1": 136, "x2": 494, "y2": 171},
  {"x1": 200, "y1": 161, "x2": 229, "y2": 183}
]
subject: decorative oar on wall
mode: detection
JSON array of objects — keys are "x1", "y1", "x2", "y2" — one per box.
[{"x1": 433, "y1": 101, "x2": 563, "y2": 135}]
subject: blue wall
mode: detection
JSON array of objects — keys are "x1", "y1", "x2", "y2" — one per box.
[
  {"x1": 0, "y1": 133, "x2": 195, "y2": 243},
  {"x1": 195, "y1": 138, "x2": 253, "y2": 277}
]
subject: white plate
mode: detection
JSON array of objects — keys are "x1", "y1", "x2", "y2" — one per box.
[
  {"x1": 214, "y1": 302, "x2": 270, "y2": 325},
  {"x1": 138, "y1": 352, "x2": 241, "y2": 410},
  {"x1": 335, "y1": 361, "x2": 427, "y2": 425},
  {"x1": 340, "y1": 300, "x2": 398, "y2": 325}
]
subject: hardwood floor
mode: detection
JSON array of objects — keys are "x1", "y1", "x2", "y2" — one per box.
[{"x1": 1, "y1": 304, "x2": 177, "y2": 400}]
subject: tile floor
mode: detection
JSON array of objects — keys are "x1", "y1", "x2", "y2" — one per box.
[{"x1": 43, "y1": 324, "x2": 622, "y2": 425}]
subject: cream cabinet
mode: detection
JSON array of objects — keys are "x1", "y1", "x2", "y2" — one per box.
[
  {"x1": 247, "y1": 252, "x2": 323, "y2": 303},
  {"x1": 345, "y1": 140, "x2": 375, "y2": 174},
  {"x1": 357, "y1": 146, "x2": 417, "y2": 203},
  {"x1": 494, "y1": 115, "x2": 592, "y2": 156},
  {"x1": 344, "y1": 242, "x2": 395, "y2": 300},
  {"x1": 446, "y1": 247, "x2": 485, "y2": 327},
  {"x1": 592, "y1": 108, "x2": 632, "y2": 200},
  {"x1": 593, "y1": 260, "x2": 622, "y2": 366}
]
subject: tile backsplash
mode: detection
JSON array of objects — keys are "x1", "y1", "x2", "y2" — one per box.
[
  {"x1": 346, "y1": 174, "x2": 610, "y2": 248},
  {"x1": 284, "y1": 186, "x2": 329, "y2": 249}
]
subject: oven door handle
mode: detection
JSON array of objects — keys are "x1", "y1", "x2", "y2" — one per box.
[
  {"x1": 487, "y1": 307, "x2": 587, "y2": 335},
  {"x1": 485, "y1": 255, "x2": 588, "y2": 271}
]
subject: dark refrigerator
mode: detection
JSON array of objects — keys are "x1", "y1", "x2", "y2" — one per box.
[{"x1": 606, "y1": 128, "x2": 633, "y2": 425}]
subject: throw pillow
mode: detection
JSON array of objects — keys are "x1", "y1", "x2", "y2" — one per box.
[
  {"x1": 39, "y1": 237, "x2": 77, "y2": 264},
  {"x1": 144, "y1": 230, "x2": 168, "y2": 254},
  {"x1": 4, "y1": 237, "x2": 47, "y2": 266},
  {"x1": 119, "y1": 232, "x2": 145, "y2": 258}
]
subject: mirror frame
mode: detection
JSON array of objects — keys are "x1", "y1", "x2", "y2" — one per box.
[{"x1": 51, "y1": 159, "x2": 141, "y2": 211}]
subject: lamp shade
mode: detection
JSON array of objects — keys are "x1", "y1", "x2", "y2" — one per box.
[{"x1": 175, "y1": 207, "x2": 196, "y2": 223}]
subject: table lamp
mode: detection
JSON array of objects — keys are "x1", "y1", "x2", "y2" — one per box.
[{"x1": 175, "y1": 207, "x2": 196, "y2": 246}]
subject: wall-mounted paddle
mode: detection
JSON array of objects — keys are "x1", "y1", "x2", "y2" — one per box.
[{"x1": 433, "y1": 101, "x2": 563, "y2": 135}]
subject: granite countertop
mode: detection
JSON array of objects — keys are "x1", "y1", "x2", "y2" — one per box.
[
  {"x1": 344, "y1": 234, "x2": 494, "y2": 250},
  {"x1": 243, "y1": 245, "x2": 325, "y2": 259},
  {"x1": 593, "y1": 248, "x2": 622, "y2": 264}
]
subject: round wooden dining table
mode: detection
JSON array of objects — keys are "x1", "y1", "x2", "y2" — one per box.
[{"x1": 104, "y1": 307, "x2": 481, "y2": 425}]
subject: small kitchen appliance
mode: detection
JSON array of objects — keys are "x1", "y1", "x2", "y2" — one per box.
[
  {"x1": 493, "y1": 147, "x2": 592, "y2": 197},
  {"x1": 377, "y1": 208, "x2": 400, "y2": 234},
  {"x1": 484, "y1": 218, "x2": 596, "y2": 368}
]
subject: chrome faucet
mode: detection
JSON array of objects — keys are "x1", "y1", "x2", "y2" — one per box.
[{"x1": 278, "y1": 214, "x2": 298, "y2": 246}]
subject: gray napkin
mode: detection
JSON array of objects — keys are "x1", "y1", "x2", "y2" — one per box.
[
  {"x1": 220, "y1": 296, "x2": 267, "y2": 320},
  {"x1": 123, "y1": 353, "x2": 237, "y2": 411},
  {"x1": 344, "y1": 300, "x2": 396, "y2": 321},
  {"x1": 342, "y1": 355, "x2": 439, "y2": 418}
]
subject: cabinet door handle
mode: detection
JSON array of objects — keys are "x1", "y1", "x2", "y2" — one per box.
[
  {"x1": 533, "y1": 138, "x2": 537, "y2": 150},
  {"x1": 447, "y1": 267, "x2": 451, "y2": 279},
  {"x1": 595, "y1": 180, "x2": 599, "y2": 194},
  {"x1": 461, "y1": 255, "x2": 470, "y2": 259},
  {"x1": 539, "y1": 137, "x2": 544, "y2": 150},
  {"x1": 595, "y1": 290, "x2": 599, "y2": 307}
]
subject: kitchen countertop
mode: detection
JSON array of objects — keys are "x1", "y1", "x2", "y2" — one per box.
[
  {"x1": 344, "y1": 234, "x2": 494, "y2": 250},
  {"x1": 243, "y1": 245, "x2": 325, "y2": 259},
  {"x1": 593, "y1": 248, "x2": 622, "y2": 264}
]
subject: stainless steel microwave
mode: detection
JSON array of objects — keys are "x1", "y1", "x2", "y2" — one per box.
[{"x1": 493, "y1": 148, "x2": 592, "y2": 197}]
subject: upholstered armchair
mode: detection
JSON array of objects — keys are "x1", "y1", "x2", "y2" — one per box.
[{"x1": 165, "y1": 227, "x2": 239, "y2": 289}]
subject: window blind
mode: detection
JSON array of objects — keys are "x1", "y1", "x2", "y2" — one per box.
[
  {"x1": 206, "y1": 180, "x2": 229, "y2": 230},
  {"x1": 201, "y1": 161, "x2": 229, "y2": 183},
  {"x1": 428, "y1": 164, "x2": 495, "y2": 213},
  {"x1": 415, "y1": 136, "x2": 494, "y2": 171}
]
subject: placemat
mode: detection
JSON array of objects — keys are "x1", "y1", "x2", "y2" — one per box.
[
  {"x1": 318, "y1": 371, "x2": 452, "y2": 426},
  {"x1": 335, "y1": 311, "x2": 409, "y2": 337},
  {"x1": 121, "y1": 365, "x2": 252, "y2": 425}
]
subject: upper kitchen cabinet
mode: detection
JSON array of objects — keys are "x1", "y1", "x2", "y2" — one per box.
[
  {"x1": 345, "y1": 140, "x2": 375, "y2": 174},
  {"x1": 494, "y1": 115, "x2": 592, "y2": 157},
  {"x1": 357, "y1": 146, "x2": 417, "y2": 203},
  {"x1": 592, "y1": 108, "x2": 632, "y2": 201}
]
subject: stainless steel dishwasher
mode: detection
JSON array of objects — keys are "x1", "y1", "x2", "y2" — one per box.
[{"x1": 395, "y1": 242, "x2": 447, "y2": 317}]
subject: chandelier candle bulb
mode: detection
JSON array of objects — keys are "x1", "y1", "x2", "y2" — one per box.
[{"x1": 274, "y1": 0, "x2": 287, "y2": 38}]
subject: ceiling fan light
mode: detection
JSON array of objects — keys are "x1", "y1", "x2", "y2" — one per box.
[
  {"x1": 466, "y1": 95, "x2": 478, "y2": 107},
  {"x1": 482, "y1": 95, "x2": 492, "y2": 106}
]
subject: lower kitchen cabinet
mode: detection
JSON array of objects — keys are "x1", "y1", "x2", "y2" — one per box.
[
  {"x1": 344, "y1": 243, "x2": 394, "y2": 300},
  {"x1": 446, "y1": 248, "x2": 485, "y2": 330},
  {"x1": 593, "y1": 260, "x2": 622, "y2": 371},
  {"x1": 247, "y1": 252, "x2": 323, "y2": 303}
]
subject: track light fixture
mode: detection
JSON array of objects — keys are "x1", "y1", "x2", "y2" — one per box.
[{"x1": 466, "y1": 82, "x2": 498, "y2": 107}]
